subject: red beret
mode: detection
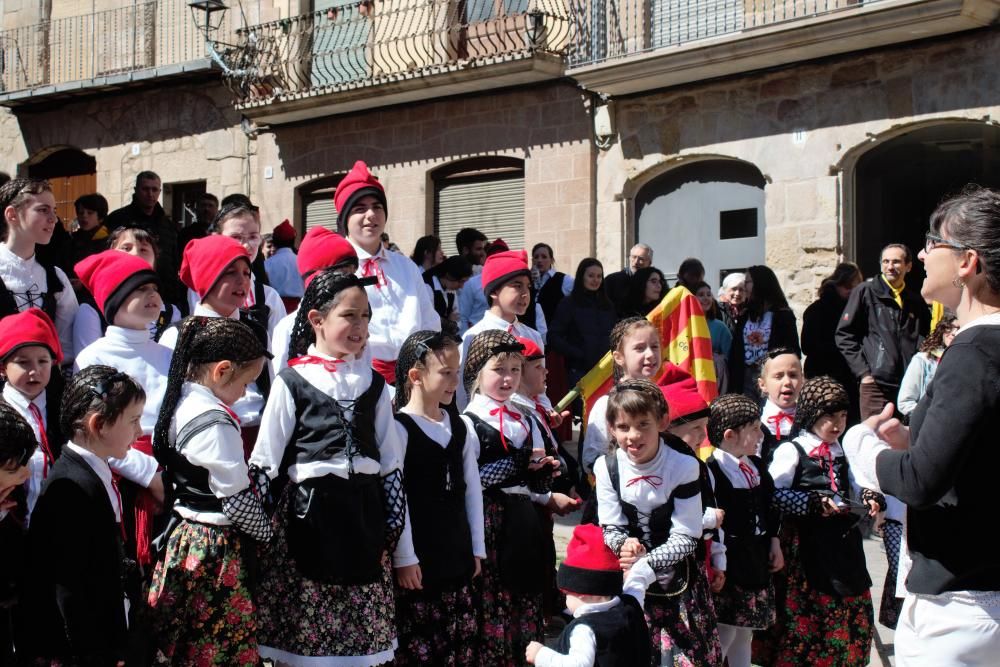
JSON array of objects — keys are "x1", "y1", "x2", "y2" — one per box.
[
  {"x1": 272, "y1": 219, "x2": 296, "y2": 243},
  {"x1": 486, "y1": 238, "x2": 510, "y2": 255},
  {"x1": 515, "y1": 336, "x2": 544, "y2": 361},
  {"x1": 180, "y1": 235, "x2": 251, "y2": 299},
  {"x1": 75, "y1": 250, "x2": 160, "y2": 325},
  {"x1": 482, "y1": 249, "x2": 530, "y2": 297},
  {"x1": 296, "y1": 227, "x2": 358, "y2": 287},
  {"x1": 0, "y1": 308, "x2": 63, "y2": 364},
  {"x1": 658, "y1": 363, "x2": 709, "y2": 424},
  {"x1": 557, "y1": 524, "x2": 622, "y2": 596},
  {"x1": 333, "y1": 161, "x2": 387, "y2": 233}
]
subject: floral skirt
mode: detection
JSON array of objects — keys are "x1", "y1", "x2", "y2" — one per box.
[
  {"x1": 645, "y1": 557, "x2": 723, "y2": 667},
  {"x1": 395, "y1": 583, "x2": 477, "y2": 666},
  {"x1": 474, "y1": 493, "x2": 544, "y2": 667},
  {"x1": 713, "y1": 579, "x2": 775, "y2": 630},
  {"x1": 145, "y1": 519, "x2": 260, "y2": 666},
  {"x1": 255, "y1": 490, "x2": 397, "y2": 666},
  {"x1": 753, "y1": 524, "x2": 873, "y2": 667}
]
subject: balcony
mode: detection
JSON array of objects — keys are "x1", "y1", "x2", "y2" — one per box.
[
  {"x1": 0, "y1": 0, "x2": 235, "y2": 108},
  {"x1": 222, "y1": 0, "x2": 571, "y2": 124},
  {"x1": 566, "y1": 0, "x2": 1000, "y2": 96}
]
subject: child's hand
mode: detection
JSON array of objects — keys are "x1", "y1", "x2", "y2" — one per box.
[
  {"x1": 546, "y1": 493, "x2": 581, "y2": 516},
  {"x1": 866, "y1": 499, "x2": 881, "y2": 517},
  {"x1": 820, "y1": 496, "x2": 840, "y2": 517},
  {"x1": 529, "y1": 455, "x2": 560, "y2": 478},
  {"x1": 525, "y1": 640, "x2": 545, "y2": 664},
  {"x1": 548, "y1": 409, "x2": 572, "y2": 428},
  {"x1": 768, "y1": 538, "x2": 784, "y2": 573},
  {"x1": 472, "y1": 557, "x2": 482, "y2": 579},
  {"x1": 619, "y1": 538, "x2": 646, "y2": 571},
  {"x1": 710, "y1": 570, "x2": 726, "y2": 593},
  {"x1": 714, "y1": 508, "x2": 726, "y2": 527},
  {"x1": 395, "y1": 564, "x2": 423, "y2": 590}
]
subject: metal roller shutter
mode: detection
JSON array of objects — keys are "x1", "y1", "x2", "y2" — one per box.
[
  {"x1": 303, "y1": 193, "x2": 339, "y2": 233},
  {"x1": 435, "y1": 171, "x2": 525, "y2": 255}
]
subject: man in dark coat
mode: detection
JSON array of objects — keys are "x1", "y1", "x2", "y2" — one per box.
[{"x1": 603, "y1": 243, "x2": 653, "y2": 317}]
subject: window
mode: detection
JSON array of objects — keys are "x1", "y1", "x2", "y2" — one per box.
[
  {"x1": 164, "y1": 180, "x2": 207, "y2": 228},
  {"x1": 298, "y1": 174, "x2": 345, "y2": 235},
  {"x1": 433, "y1": 157, "x2": 525, "y2": 255},
  {"x1": 719, "y1": 208, "x2": 757, "y2": 240}
]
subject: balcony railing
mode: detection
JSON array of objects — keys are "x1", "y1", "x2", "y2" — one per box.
[
  {"x1": 0, "y1": 0, "x2": 234, "y2": 96},
  {"x1": 567, "y1": 0, "x2": 887, "y2": 67},
  {"x1": 219, "y1": 0, "x2": 571, "y2": 106}
]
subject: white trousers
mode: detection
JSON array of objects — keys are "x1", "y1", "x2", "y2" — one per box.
[{"x1": 895, "y1": 590, "x2": 1000, "y2": 666}]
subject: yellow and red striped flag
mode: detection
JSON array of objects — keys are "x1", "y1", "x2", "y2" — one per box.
[{"x1": 559, "y1": 286, "x2": 719, "y2": 443}]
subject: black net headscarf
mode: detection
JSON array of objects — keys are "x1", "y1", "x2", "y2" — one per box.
[
  {"x1": 288, "y1": 269, "x2": 378, "y2": 361},
  {"x1": 153, "y1": 317, "x2": 271, "y2": 459},
  {"x1": 708, "y1": 393, "x2": 762, "y2": 447},
  {"x1": 463, "y1": 329, "x2": 524, "y2": 398},
  {"x1": 395, "y1": 330, "x2": 460, "y2": 408},
  {"x1": 794, "y1": 375, "x2": 850, "y2": 434}
]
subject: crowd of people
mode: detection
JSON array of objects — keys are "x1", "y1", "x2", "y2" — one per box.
[{"x1": 0, "y1": 161, "x2": 997, "y2": 667}]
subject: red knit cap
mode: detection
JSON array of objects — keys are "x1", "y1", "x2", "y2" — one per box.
[
  {"x1": 333, "y1": 161, "x2": 387, "y2": 233},
  {"x1": 0, "y1": 308, "x2": 63, "y2": 364},
  {"x1": 658, "y1": 363, "x2": 709, "y2": 424},
  {"x1": 557, "y1": 524, "x2": 623, "y2": 596},
  {"x1": 272, "y1": 219, "x2": 296, "y2": 243},
  {"x1": 296, "y1": 227, "x2": 358, "y2": 287},
  {"x1": 515, "y1": 336, "x2": 544, "y2": 361},
  {"x1": 180, "y1": 235, "x2": 251, "y2": 298},
  {"x1": 75, "y1": 250, "x2": 160, "y2": 325},
  {"x1": 486, "y1": 238, "x2": 510, "y2": 255},
  {"x1": 482, "y1": 249, "x2": 530, "y2": 298}
]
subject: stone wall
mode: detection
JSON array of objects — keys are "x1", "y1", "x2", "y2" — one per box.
[{"x1": 600, "y1": 27, "x2": 1000, "y2": 312}]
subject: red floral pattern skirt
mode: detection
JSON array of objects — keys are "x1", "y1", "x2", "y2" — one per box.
[{"x1": 395, "y1": 583, "x2": 477, "y2": 665}]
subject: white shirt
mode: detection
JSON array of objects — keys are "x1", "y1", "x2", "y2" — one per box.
[
  {"x1": 458, "y1": 309, "x2": 545, "y2": 409},
  {"x1": 185, "y1": 274, "x2": 286, "y2": 338},
  {"x1": 350, "y1": 240, "x2": 440, "y2": 361},
  {"x1": 0, "y1": 243, "x2": 79, "y2": 361},
  {"x1": 64, "y1": 441, "x2": 120, "y2": 523},
  {"x1": 270, "y1": 309, "x2": 296, "y2": 376},
  {"x1": 73, "y1": 301, "x2": 181, "y2": 353},
  {"x1": 160, "y1": 303, "x2": 270, "y2": 426},
  {"x1": 250, "y1": 346, "x2": 402, "y2": 483},
  {"x1": 581, "y1": 394, "x2": 611, "y2": 474},
  {"x1": 464, "y1": 393, "x2": 551, "y2": 504},
  {"x1": 264, "y1": 247, "x2": 304, "y2": 298},
  {"x1": 760, "y1": 399, "x2": 796, "y2": 439},
  {"x1": 170, "y1": 382, "x2": 250, "y2": 526},
  {"x1": 770, "y1": 430, "x2": 859, "y2": 503},
  {"x1": 458, "y1": 274, "x2": 488, "y2": 335},
  {"x1": 536, "y1": 269, "x2": 573, "y2": 297},
  {"x1": 75, "y1": 325, "x2": 172, "y2": 435},
  {"x1": 534, "y1": 559, "x2": 657, "y2": 667},
  {"x1": 391, "y1": 408, "x2": 486, "y2": 568},
  {"x1": 4, "y1": 383, "x2": 49, "y2": 519}
]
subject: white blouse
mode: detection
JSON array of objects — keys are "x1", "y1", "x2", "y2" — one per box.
[
  {"x1": 457, "y1": 310, "x2": 546, "y2": 409},
  {"x1": 392, "y1": 408, "x2": 486, "y2": 568},
  {"x1": 250, "y1": 346, "x2": 402, "y2": 483},
  {"x1": 581, "y1": 394, "x2": 611, "y2": 474},
  {"x1": 770, "y1": 430, "x2": 858, "y2": 502}
]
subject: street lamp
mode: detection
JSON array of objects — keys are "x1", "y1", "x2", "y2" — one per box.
[{"x1": 189, "y1": 0, "x2": 229, "y2": 39}]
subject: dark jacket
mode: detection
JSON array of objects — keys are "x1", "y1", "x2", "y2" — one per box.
[
  {"x1": 728, "y1": 308, "x2": 800, "y2": 394},
  {"x1": 106, "y1": 201, "x2": 184, "y2": 307},
  {"x1": 21, "y1": 448, "x2": 128, "y2": 665},
  {"x1": 548, "y1": 291, "x2": 617, "y2": 385},
  {"x1": 801, "y1": 287, "x2": 853, "y2": 384},
  {"x1": 834, "y1": 276, "x2": 930, "y2": 387},
  {"x1": 602, "y1": 270, "x2": 631, "y2": 317}
]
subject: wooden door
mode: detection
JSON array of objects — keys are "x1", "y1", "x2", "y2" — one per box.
[{"x1": 49, "y1": 173, "x2": 97, "y2": 228}]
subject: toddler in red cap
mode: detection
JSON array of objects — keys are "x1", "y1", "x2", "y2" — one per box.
[
  {"x1": 335, "y1": 160, "x2": 439, "y2": 384},
  {"x1": 525, "y1": 523, "x2": 655, "y2": 666}
]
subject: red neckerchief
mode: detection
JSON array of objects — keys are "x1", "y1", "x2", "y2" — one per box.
[
  {"x1": 738, "y1": 460, "x2": 759, "y2": 488},
  {"x1": 808, "y1": 442, "x2": 838, "y2": 492},
  {"x1": 110, "y1": 474, "x2": 126, "y2": 541},
  {"x1": 290, "y1": 355, "x2": 345, "y2": 373},
  {"x1": 27, "y1": 403, "x2": 54, "y2": 478},
  {"x1": 489, "y1": 404, "x2": 525, "y2": 452},
  {"x1": 766, "y1": 411, "x2": 794, "y2": 439},
  {"x1": 626, "y1": 475, "x2": 663, "y2": 489},
  {"x1": 361, "y1": 256, "x2": 386, "y2": 289},
  {"x1": 218, "y1": 403, "x2": 241, "y2": 426}
]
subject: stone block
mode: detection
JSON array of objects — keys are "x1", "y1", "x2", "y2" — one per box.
[
  {"x1": 557, "y1": 178, "x2": 589, "y2": 207},
  {"x1": 884, "y1": 76, "x2": 914, "y2": 118},
  {"x1": 830, "y1": 60, "x2": 878, "y2": 88},
  {"x1": 760, "y1": 76, "x2": 800, "y2": 100},
  {"x1": 785, "y1": 181, "x2": 817, "y2": 223},
  {"x1": 799, "y1": 223, "x2": 837, "y2": 251}
]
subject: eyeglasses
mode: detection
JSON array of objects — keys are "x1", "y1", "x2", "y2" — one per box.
[{"x1": 924, "y1": 232, "x2": 969, "y2": 254}]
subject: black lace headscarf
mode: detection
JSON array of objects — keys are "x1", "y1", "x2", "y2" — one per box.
[
  {"x1": 708, "y1": 393, "x2": 761, "y2": 447},
  {"x1": 287, "y1": 269, "x2": 377, "y2": 361}
]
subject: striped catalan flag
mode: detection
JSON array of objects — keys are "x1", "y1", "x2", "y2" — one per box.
[{"x1": 559, "y1": 286, "x2": 719, "y2": 433}]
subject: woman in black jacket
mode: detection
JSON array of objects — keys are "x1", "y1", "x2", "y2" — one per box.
[
  {"x1": 548, "y1": 258, "x2": 618, "y2": 388},
  {"x1": 621, "y1": 266, "x2": 667, "y2": 318},
  {"x1": 729, "y1": 265, "x2": 801, "y2": 396},
  {"x1": 801, "y1": 262, "x2": 863, "y2": 421}
]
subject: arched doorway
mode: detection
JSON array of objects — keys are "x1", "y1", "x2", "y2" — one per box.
[
  {"x1": 25, "y1": 147, "x2": 97, "y2": 224},
  {"x1": 854, "y1": 122, "x2": 1000, "y2": 290},
  {"x1": 635, "y1": 159, "x2": 766, "y2": 288}
]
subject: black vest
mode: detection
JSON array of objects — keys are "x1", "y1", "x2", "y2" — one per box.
[
  {"x1": 787, "y1": 439, "x2": 871, "y2": 597},
  {"x1": 536, "y1": 271, "x2": 567, "y2": 324},
  {"x1": 663, "y1": 436, "x2": 715, "y2": 557},
  {"x1": 0, "y1": 258, "x2": 64, "y2": 322},
  {"x1": 466, "y1": 412, "x2": 531, "y2": 492},
  {"x1": 759, "y1": 425, "x2": 792, "y2": 468},
  {"x1": 396, "y1": 411, "x2": 474, "y2": 587},
  {"x1": 277, "y1": 367, "x2": 384, "y2": 474},
  {"x1": 162, "y1": 410, "x2": 237, "y2": 514},
  {"x1": 555, "y1": 594, "x2": 651, "y2": 667},
  {"x1": 706, "y1": 455, "x2": 773, "y2": 590},
  {"x1": 240, "y1": 279, "x2": 271, "y2": 398}
]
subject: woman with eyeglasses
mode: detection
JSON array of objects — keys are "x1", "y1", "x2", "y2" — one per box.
[{"x1": 844, "y1": 185, "x2": 1000, "y2": 666}]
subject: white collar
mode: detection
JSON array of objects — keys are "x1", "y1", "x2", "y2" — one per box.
[
  {"x1": 2, "y1": 382, "x2": 45, "y2": 417},
  {"x1": 466, "y1": 393, "x2": 530, "y2": 447},
  {"x1": 193, "y1": 302, "x2": 239, "y2": 321},
  {"x1": 760, "y1": 399, "x2": 795, "y2": 435},
  {"x1": 957, "y1": 312, "x2": 1000, "y2": 334},
  {"x1": 106, "y1": 325, "x2": 154, "y2": 345},
  {"x1": 0, "y1": 242, "x2": 34, "y2": 264},
  {"x1": 182, "y1": 381, "x2": 226, "y2": 406},
  {"x1": 305, "y1": 344, "x2": 358, "y2": 365},
  {"x1": 794, "y1": 428, "x2": 843, "y2": 454},
  {"x1": 64, "y1": 441, "x2": 119, "y2": 522},
  {"x1": 618, "y1": 438, "x2": 667, "y2": 473},
  {"x1": 480, "y1": 309, "x2": 518, "y2": 330},
  {"x1": 711, "y1": 447, "x2": 759, "y2": 487},
  {"x1": 573, "y1": 595, "x2": 621, "y2": 618},
  {"x1": 348, "y1": 238, "x2": 385, "y2": 262}
]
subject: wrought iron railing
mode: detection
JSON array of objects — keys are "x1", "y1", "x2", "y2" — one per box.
[
  {"x1": 567, "y1": 0, "x2": 885, "y2": 67},
  {"x1": 0, "y1": 0, "x2": 235, "y2": 95},
  {"x1": 219, "y1": 0, "x2": 572, "y2": 105}
]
